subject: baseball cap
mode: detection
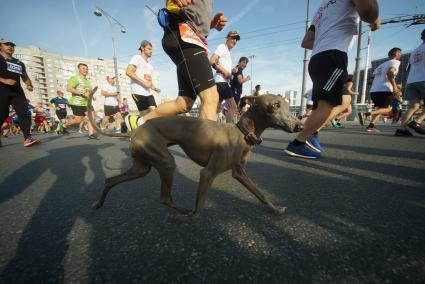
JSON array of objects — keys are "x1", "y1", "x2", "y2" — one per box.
[
  {"x1": 226, "y1": 30, "x2": 240, "y2": 40},
  {"x1": 0, "y1": 38, "x2": 16, "y2": 46}
]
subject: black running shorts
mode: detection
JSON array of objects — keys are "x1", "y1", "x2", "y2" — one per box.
[
  {"x1": 132, "y1": 94, "x2": 157, "y2": 111},
  {"x1": 370, "y1": 91, "x2": 393, "y2": 108},
  {"x1": 216, "y1": 82, "x2": 234, "y2": 101},
  {"x1": 104, "y1": 105, "x2": 120, "y2": 116},
  {"x1": 70, "y1": 105, "x2": 87, "y2": 116},
  {"x1": 162, "y1": 20, "x2": 215, "y2": 100},
  {"x1": 309, "y1": 49, "x2": 348, "y2": 109},
  {"x1": 56, "y1": 110, "x2": 67, "y2": 120}
]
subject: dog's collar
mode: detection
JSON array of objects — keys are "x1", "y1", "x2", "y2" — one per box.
[{"x1": 236, "y1": 121, "x2": 262, "y2": 146}]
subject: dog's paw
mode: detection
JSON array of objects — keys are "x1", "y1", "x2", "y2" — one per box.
[{"x1": 273, "y1": 206, "x2": 287, "y2": 215}]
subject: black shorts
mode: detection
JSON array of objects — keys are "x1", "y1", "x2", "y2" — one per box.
[
  {"x1": 232, "y1": 88, "x2": 242, "y2": 105},
  {"x1": 371, "y1": 92, "x2": 393, "y2": 108},
  {"x1": 104, "y1": 105, "x2": 120, "y2": 116},
  {"x1": 162, "y1": 20, "x2": 215, "y2": 100},
  {"x1": 70, "y1": 105, "x2": 87, "y2": 116},
  {"x1": 216, "y1": 82, "x2": 234, "y2": 101},
  {"x1": 309, "y1": 49, "x2": 348, "y2": 109},
  {"x1": 56, "y1": 110, "x2": 67, "y2": 120},
  {"x1": 132, "y1": 94, "x2": 157, "y2": 111}
]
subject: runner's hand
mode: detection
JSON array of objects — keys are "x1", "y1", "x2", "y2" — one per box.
[
  {"x1": 26, "y1": 83, "x2": 34, "y2": 92},
  {"x1": 211, "y1": 13, "x2": 227, "y2": 31},
  {"x1": 370, "y1": 17, "x2": 381, "y2": 31},
  {"x1": 173, "y1": 0, "x2": 196, "y2": 7}
]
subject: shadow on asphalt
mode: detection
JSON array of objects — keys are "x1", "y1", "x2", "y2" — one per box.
[{"x1": 1, "y1": 139, "x2": 424, "y2": 282}]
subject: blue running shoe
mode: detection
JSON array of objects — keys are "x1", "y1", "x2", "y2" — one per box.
[
  {"x1": 285, "y1": 142, "x2": 321, "y2": 159},
  {"x1": 305, "y1": 133, "x2": 323, "y2": 153}
]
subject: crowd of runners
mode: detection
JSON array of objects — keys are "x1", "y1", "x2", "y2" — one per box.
[{"x1": 1, "y1": 0, "x2": 424, "y2": 159}]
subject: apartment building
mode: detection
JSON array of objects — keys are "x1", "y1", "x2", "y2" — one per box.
[{"x1": 14, "y1": 45, "x2": 160, "y2": 114}]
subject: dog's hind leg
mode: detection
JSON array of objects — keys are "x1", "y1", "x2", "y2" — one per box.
[
  {"x1": 232, "y1": 165, "x2": 286, "y2": 215},
  {"x1": 91, "y1": 159, "x2": 151, "y2": 210},
  {"x1": 153, "y1": 152, "x2": 192, "y2": 214}
]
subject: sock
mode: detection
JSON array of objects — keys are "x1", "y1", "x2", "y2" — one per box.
[
  {"x1": 137, "y1": 117, "x2": 144, "y2": 126},
  {"x1": 293, "y1": 139, "x2": 305, "y2": 146}
]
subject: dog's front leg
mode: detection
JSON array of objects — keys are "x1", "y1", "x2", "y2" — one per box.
[
  {"x1": 232, "y1": 166, "x2": 286, "y2": 215},
  {"x1": 166, "y1": 167, "x2": 216, "y2": 223}
]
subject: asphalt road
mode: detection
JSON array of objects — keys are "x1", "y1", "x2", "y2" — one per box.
[{"x1": 0, "y1": 123, "x2": 424, "y2": 283}]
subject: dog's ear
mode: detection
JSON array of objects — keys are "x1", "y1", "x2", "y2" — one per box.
[
  {"x1": 267, "y1": 102, "x2": 281, "y2": 113},
  {"x1": 243, "y1": 96, "x2": 257, "y2": 107}
]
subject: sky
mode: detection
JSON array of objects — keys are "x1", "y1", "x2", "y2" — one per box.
[{"x1": 1, "y1": 0, "x2": 425, "y2": 103}]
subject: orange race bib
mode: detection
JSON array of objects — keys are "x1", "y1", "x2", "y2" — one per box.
[{"x1": 178, "y1": 23, "x2": 208, "y2": 53}]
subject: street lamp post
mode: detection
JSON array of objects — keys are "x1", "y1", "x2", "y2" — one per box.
[
  {"x1": 248, "y1": 55, "x2": 256, "y2": 95},
  {"x1": 300, "y1": 0, "x2": 311, "y2": 115},
  {"x1": 94, "y1": 6, "x2": 126, "y2": 93}
]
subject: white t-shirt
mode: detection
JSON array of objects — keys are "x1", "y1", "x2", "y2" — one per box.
[
  {"x1": 407, "y1": 42, "x2": 425, "y2": 84},
  {"x1": 311, "y1": 0, "x2": 359, "y2": 57},
  {"x1": 129, "y1": 55, "x2": 154, "y2": 96},
  {"x1": 213, "y1": 43, "x2": 232, "y2": 83},
  {"x1": 370, "y1": 59, "x2": 401, "y2": 93},
  {"x1": 101, "y1": 82, "x2": 119, "y2": 106}
]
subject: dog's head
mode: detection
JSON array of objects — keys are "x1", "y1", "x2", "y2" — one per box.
[{"x1": 245, "y1": 95, "x2": 302, "y2": 133}]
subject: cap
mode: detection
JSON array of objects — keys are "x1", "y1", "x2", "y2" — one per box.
[
  {"x1": 0, "y1": 38, "x2": 16, "y2": 46},
  {"x1": 226, "y1": 30, "x2": 240, "y2": 40}
]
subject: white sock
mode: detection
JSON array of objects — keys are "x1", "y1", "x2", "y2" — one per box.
[{"x1": 137, "y1": 117, "x2": 144, "y2": 126}]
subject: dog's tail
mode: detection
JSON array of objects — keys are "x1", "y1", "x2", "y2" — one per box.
[{"x1": 87, "y1": 89, "x2": 131, "y2": 138}]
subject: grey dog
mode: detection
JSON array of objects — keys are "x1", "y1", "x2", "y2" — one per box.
[{"x1": 88, "y1": 93, "x2": 301, "y2": 221}]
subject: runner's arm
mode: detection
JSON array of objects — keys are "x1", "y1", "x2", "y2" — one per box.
[
  {"x1": 21, "y1": 71, "x2": 34, "y2": 91},
  {"x1": 387, "y1": 66, "x2": 399, "y2": 95},
  {"x1": 301, "y1": 26, "x2": 315, "y2": 50},
  {"x1": 210, "y1": 53, "x2": 231, "y2": 79},
  {"x1": 353, "y1": 0, "x2": 380, "y2": 30},
  {"x1": 126, "y1": 64, "x2": 153, "y2": 89}
]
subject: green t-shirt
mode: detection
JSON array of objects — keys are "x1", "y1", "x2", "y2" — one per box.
[{"x1": 68, "y1": 75, "x2": 92, "y2": 106}]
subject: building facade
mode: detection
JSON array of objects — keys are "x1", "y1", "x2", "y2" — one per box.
[
  {"x1": 284, "y1": 90, "x2": 298, "y2": 107},
  {"x1": 14, "y1": 45, "x2": 160, "y2": 115}
]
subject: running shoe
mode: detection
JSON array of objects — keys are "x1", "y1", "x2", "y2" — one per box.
[
  {"x1": 305, "y1": 133, "x2": 323, "y2": 153},
  {"x1": 357, "y1": 112, "x2": 365, "y2": 126},
  {"x1": 394, "y1": 129, "x2": 413, "y2": 136},
  {"x1": 88, "y1": 134, "x2": 99, "y2": 140},
  {"x1": 330, "y1": 118, "x2": 337, "y2": 127},
  {"x1": 24, "y1": 136, "x2": 40, "y2": 147},
  {"x1": 366, "y1": 126, "x2": 380, "y2": 132},
  {"x1": 407, "y1": 121, "x2": 425, "y2": 135},
  {"x1": 284, "y1": 142, "x2": 321, "y2": 159},
  {"x1": 124, "y1": 115, "x2": 141, "y2": 132}
]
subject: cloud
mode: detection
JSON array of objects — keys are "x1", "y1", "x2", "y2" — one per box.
[
  {"x1": 71, "y1": 0, "x2": 88, "y2": 57},
  {"x1": 208, "y1": 0, "x2": 260, "y2": 40}
]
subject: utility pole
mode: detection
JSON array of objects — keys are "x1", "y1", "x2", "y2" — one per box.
[
  {"x1": 348, "y1": 21, "x2": 363, "y2": 121},
  {"x1": 300, "y1": 0, "x2": 310, "y2": 115},
  {"x1": 248, "y1": 55, "x2": 255, "y2": 95}
]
